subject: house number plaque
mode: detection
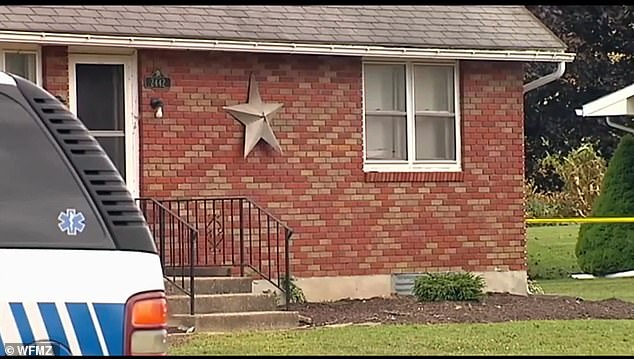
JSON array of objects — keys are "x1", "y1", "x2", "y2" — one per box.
[{"x1": 144, "y1": 69, "x2": 171, "y2": 89}]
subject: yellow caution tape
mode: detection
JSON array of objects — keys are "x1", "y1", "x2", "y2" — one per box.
[{"x1": 527, "y1": 217, "x2": 634, "y2": 224}]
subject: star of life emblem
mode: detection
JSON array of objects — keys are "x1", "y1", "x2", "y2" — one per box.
[{"x1": 57, "y1": 209, "x2": 86, "y2": 236}]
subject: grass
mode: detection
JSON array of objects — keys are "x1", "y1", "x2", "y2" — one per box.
[
  {"x1": 170, "y1": 224, "x2": 634, "y2": 355},
  {"x1": 527, "y1": 224, "x2": 581, "y2": 279},
  {"x1": 527, "y1": 224, "x2": 634, "y2": 303},
  {"x1": 169, "y1": 320, "x2": 634, "y2": 355},
  {"x1": 539, "y1": 277, "x2": 634, "y2": 302}
]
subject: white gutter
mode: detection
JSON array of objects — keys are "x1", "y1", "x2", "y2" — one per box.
[
  {"x1": 0, "y1": 30, "x2": 575, "y2": 62},
  {"x1": 523, "y1": 61, "x2": 566, "y2": 93}
]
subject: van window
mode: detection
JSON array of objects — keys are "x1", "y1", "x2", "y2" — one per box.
[{"x1": 0, "y1": 93, "x2": 114, "y2": 249}]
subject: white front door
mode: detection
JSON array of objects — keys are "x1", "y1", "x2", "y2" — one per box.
[{"x1": 68, "y1": 53, "x2": 139, "y2": 197}]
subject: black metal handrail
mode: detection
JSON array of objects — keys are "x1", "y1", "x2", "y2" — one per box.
[
  {"x1": 157, "y1": 197, "x2": 294, "y2": 309},
  {"x1": 136, "y1": 198, "x2": 197, "y2": 314}
]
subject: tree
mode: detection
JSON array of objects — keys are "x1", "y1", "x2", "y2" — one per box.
[
  {"x1": 576, "y1": 134, "x2": 634, "y2": 275},
  {"x1": 525, "y1": 6, "x2": 634, "y2": 190}
]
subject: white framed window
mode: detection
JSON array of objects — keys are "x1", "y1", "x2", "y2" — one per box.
[
  {"x1": 0, "y1": 45, "x2": 41, "y2": 85},
  {"x1": 363, "y1": 60, "x2": 461, "y2": 172}
]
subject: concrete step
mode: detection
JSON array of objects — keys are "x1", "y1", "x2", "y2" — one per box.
[
  {"x1": 168, "y1": 293, "x2": 277, "y2": 315},
  {"x1": 169, "y1": 311, "x2": 300, "y2": 333},
  {"x1": 165, "y1": 277, "x2": 252, "y2": 295}
]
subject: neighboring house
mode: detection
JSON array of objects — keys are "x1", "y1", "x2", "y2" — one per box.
[
  {"x1": 576, "y1": 83, "x2": 634, "y2": 124},
  {"x1": 0, "y1": 6, "x2": 573, "y2": 301}
]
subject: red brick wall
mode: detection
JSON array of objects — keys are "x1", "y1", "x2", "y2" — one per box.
[
  {"x1": 138, "y1": 49, "x2": 526, "y2": 278},
  {"x1": 39, "y1": 47, "x2": 526, "y2": 277},
  {"x1": 41, "y1": 46, "x2": 69, "y2": 103}
]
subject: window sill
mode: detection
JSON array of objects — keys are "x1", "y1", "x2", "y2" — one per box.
[{"x1": 363, "y1": 168, "x2": 464, "y2": 183}]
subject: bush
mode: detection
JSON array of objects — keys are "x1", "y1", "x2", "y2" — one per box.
[
  {"x1": 525, "y1": 180, "x2": 569, "y2": 223},
  {"x1": 281, "y1": 275, "x2": 306, "y2": 304},
  {"x1": 527, "y1": 279, "x2": 544, "y2": 295},
  {"x1": 576, "y1": 134, "x2": 634, "y2": 275},
  {"x1": 413, "y1": 272, "x2": 485, "y2": 302},
  {"x1": 525, "y1": 141, "x2": 607, "y2": 221},
  {"x1": 531, "y1": 140, "x2": 606, "y2": 218}
]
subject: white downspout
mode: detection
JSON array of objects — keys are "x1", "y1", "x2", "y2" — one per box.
[
  {"x1": 523, "y1": 61, "x2": 566, "y2": 93},
  {"x1": 605, "y1": 116, "x2": 634, "y2": 134}
]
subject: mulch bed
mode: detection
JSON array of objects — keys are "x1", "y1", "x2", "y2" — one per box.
[{"x1": 288, "y1": 293, "x2": 634, "y2": 326}]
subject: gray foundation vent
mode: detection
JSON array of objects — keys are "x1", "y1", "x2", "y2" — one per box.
[{"x1": 393, "y1": 273, "x2": 425, "y2": 296}]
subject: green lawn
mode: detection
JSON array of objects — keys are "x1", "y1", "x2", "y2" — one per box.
[
  {"x1": 527, "y1": 224, "x2": 634, "y2": 303},
  {"x1": 169, "y1": 320, "x2": 634, "y2": 355},
  {"x1": 170, "y1": 224, "x2": 634, "y2": 355},
  {"x1": 527, "y1": 224, "x2": 581, "y2": 279},
  {"x1": 539, "y1": 278, "x2": 634, "y2": 302}
]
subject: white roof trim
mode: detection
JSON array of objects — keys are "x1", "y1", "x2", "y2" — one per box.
[
  {"x1": 0, "y1": 30, "x2": 575, "y2": 62},
  {"x1": 577, "y1": 83, "x2": 634, "y2": 117}
]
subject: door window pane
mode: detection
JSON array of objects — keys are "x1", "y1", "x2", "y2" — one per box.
[
  {"x1": 76, "y1": 64, "x2": 124, "y2": 131},
  {"x1": 364, "y1": 64, "x2": 406, "y2": 112},
  {"x1": 96, "y1": 136, "x2": 126, "y2": 180},
  {"x1": 365, "y1": 115, "x2": 407, "y2": 160},
  {"x1": 415, "y1": 115, "x2": 456, "y2": 160},
  {"x1": 5, "y1": 53, "x2": 37, "y2": 83},
  {"x1": 414, "y1": 65, "x2": 454, "y2": 112}
]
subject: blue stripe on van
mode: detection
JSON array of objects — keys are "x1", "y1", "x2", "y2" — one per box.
[
  {"x1": 93, "y1": 303, "x2": 125, "y2": 356},
  {"x1": 9, "y1": 303, "x2": 34, "y2": 345},
  {"x1": 0, "y1": 330, "x2": 5, "y2": 356},
  {"x1": 38, "y1": 303, "x2": 70, "y2": 352},
  {"x1": 65, "y1": 303, "x2": 103, "y2": 355}
]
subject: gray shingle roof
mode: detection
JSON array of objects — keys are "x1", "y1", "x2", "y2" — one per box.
[{"x1": 0, "y1": 5, "x2": 567, "y2": 51}]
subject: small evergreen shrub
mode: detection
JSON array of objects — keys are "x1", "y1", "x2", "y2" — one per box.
[
  {"x1": 413, "y1": 272, "x2": 485, "y2": 302},
  {"x1": 576, "y1": 134, "x2": 634, "y2": 275}
]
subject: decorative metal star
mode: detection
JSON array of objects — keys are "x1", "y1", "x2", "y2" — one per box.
[{"x1": 223, "y1": 73, "x2": 284, "y2": 158}]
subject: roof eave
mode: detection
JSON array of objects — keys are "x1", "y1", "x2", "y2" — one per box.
[
  {"x1": 578, "y1": 84, "x2": 634, "y2": 117},
  {"x1": 0, "y1": 30, "x2": 575, "y2": 62}
]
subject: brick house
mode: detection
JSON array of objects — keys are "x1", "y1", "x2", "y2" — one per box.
[{"x1": 0, "y1": 6, "x2": 573, "y2": 301}]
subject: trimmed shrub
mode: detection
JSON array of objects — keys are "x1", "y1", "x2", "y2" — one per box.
[
  {"x1": 576, "y1": 134, "x2": 634, "y2": 275},
  {"x1": 413, "y1": 272, "x2": 485, "y2": 302}
]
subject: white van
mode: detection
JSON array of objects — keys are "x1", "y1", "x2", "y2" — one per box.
[{"x1": 0, "y1": 72, "x2": 166, "y2": 356}]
